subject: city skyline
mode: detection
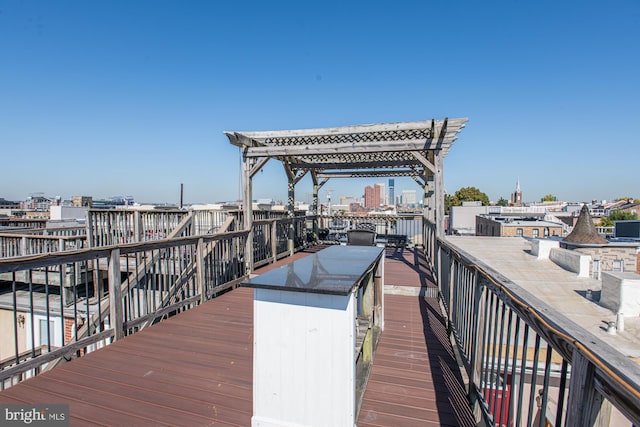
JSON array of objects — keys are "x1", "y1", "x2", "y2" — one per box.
[
  {"x1": 3, "y1": 177, "x2": 629, "y2": 209},
  {"x1": 1, "y1": 2, "x2": 638, "y2": 204}
]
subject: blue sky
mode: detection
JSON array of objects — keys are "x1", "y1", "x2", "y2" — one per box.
[{"x1": 1, "y1": 1, "x2": 638, "y2": 205}]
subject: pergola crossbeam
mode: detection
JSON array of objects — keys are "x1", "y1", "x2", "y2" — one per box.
[
  {"x1": 287, "y1": 160, "x2": 421, "y2": 170},
  {"x1": 241, "y1": 139, "x2": 457, "y2": 158},
  {"x1": 317, "y1": 170, "x2": 420, "y2": 179}
]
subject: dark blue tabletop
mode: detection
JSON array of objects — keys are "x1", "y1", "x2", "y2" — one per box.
[{"x1": 241, "y1": 245, "x2": 384, "y2": 296}]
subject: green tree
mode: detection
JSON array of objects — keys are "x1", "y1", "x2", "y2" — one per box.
[
  {"x1": 541, "y1": 194, "x2": 556, "y2": 202},
  {"x1": 455, "y1": 187, "x2": 490, "y2": 206},
  {"x1": 496, "y1": 197, "x2": 509, "y2": 207},
  {"x1": 446, "y1": 187, "x2": 490, "y2": 214},
  {"x1": 599, "y1": 210, "x2": 639, "y2": 227}
]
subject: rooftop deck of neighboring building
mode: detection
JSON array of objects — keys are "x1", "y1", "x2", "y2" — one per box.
[{"x1": 0, "y1": 246, "x2": 476, "y2": 426}]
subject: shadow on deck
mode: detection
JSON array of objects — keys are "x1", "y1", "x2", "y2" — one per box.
[{"x1": 0, "y1": 246, "x2": 475, "y2": 426}]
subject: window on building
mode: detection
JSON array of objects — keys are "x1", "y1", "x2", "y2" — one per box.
[
  {"x1": 516, "y1": 228, "x2": 523, "y2": 237},
  {"x1": 592, "y1": 260, "x2": 601, "y2": 280},
  {"x1": 39, "y1": 319, "x2": 55, "y2": 347},
  {"x1": 544, "y1": 228, "x2": 549, "y2": 237},
  {"x1": 532, "y1": 229, "x2": 539, "y2": 238},
  {"x1": 612, "y1": 259, "x2": 624, "y2": 272}
]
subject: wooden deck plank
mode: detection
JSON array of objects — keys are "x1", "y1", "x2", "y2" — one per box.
[
  {"x1": 357, "y1": 250, "x2": 476, "y2": 427},
  {"x1": 1, "y1": 247, "x2": 475, "y2": 426},
  {"x1": 0, "y1": 287, "x2": 254, "y2": 426}
]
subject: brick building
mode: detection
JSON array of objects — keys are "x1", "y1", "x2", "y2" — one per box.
[
  {"x1": 364, "y1": 185, "x2": 382, "y2": 210},
  {"x1": 476, "y1": 215, "x2": 564, "y2": 238}
]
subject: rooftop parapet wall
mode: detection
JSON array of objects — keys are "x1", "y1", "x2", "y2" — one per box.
[
  {"x1": 549, "y1": 247, "x2": 591, "y2": 277},
  {"x1": 530, "y1": 239, "x2": 559, "y2": 259}
]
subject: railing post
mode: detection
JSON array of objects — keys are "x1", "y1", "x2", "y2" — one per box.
[
  {"x1": 108, "y1": 248, "x2": 124, "y2": 341},
  {"x1": 566, "y1": 350, "x2": 612, "y2": 427},
  {"x1": 58, "y1": 237, "x2": 65, "y2": 252},
  {"x1": 468, "y1": 272, "x2": 485, "y2": 418},
  {"x1": 85, "y1": 210, "x2": 94, "y2": 248},
  {"x1": 21, "y1": 236, "x2": 27, "y2": 256},
  {"x1": 196, "y1": 238, "x2": 206, "y2": 303},
  {"x1": 271, "y1": 220, "x2": 277, "y2": 263},
  {"x1": 134, "y1": 210, "x2": 143, "y2": 243},
  {"x1": 447, "y1": 256, "x2": 457, "y2": 335}
]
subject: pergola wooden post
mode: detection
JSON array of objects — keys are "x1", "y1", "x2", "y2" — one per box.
[
  {"x1": 225, "y1": 118, "x2": 467, "y2": 272},
  {"x1": 242, "y1": 149, "x2": 254, "y2": 271}
]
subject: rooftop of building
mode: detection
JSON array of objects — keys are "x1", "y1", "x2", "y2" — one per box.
[
  {"x1": 479, "y1": 215, "x2": 563, "y2": 228},
  {"x1": 446, "y1": 235, "x2": 640, "y2": 361}
]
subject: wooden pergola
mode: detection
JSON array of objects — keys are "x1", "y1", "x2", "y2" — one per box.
[{"x1": 225, "y1": 118, "x2": 468, "y2": 269}]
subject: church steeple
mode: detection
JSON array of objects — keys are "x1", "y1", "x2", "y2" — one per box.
[{"x1": 511, "y1": 178, "x2": 522, "y2": 206}]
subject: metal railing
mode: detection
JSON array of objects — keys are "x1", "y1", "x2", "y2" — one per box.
[
  {"x1": 0, "y1": 226, "x2": 86, "y2": 237},
  {"x1": 0, "y1": 219, "x2": 48, "y2": 229},
  {"x1": 85, "y1": 208, "x2": 300, "y2": 248},
  {"x1": 0, "y1": 211, "x2": 313, "y2": 389},
  {"x1": 0, "y1": 234, "x2": 87, "y2": 258},
  {"x1": 0, "y1": 230, "x2": 249, "y2": 389},
  {"x1": 252, "y1": 215, "x2": 310, "y2": 268},
  {"x1": 434, "y1": 237, "x2": 640, "y2": 426},
  {"x1": 1, "y1": 209, "x2": 308, "y2": 259},
  {"x1": 318, "y1": 213, "x2": 423, "y2": 247},
  {"x1": 87, "y1": 209, "x2": 193, "y2": 247}
]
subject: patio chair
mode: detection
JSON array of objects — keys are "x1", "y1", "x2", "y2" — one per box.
[{"x1": 347, "y1": 229, "x2": 376, "y2": 246}]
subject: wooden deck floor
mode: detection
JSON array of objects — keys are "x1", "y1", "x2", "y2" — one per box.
[
  {"x1": 358, "y1": 249, "x2": 476, "y2": 426},
  {"x1": 0, "y1": 247, "x2": 475, "y2": 426}
]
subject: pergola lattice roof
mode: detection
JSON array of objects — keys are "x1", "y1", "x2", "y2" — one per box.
[
  {"x1": 225, "y1": 118, "x2": 468, "y2": 179},
  {"x1": 225, "y1": 118, "x2": 468, "y2": 256}
]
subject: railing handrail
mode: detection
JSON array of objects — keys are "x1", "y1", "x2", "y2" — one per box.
[
  {"x1": 0, "y1": 233, "x2": 86, "y2": 241},
  {"x1": 438, "y1": 236, "x2": 640, "y2": 424},
  {"x1": 0, "y1": 230, "x2": 250, "y2": 274},
  {"x1": 0, "y1": 211, "x2": 311, "y2": 389}
]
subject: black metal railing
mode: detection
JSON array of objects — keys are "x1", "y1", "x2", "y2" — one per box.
[
  {"x1": 435, "y1": 237, "x2": 640, "y2": 426},
  {"x1": 0, "y1": 209, "x2": 315, "y2": 389},
  {"x1": 318, "y1": 213, "x2": 423, "y2": 247}
]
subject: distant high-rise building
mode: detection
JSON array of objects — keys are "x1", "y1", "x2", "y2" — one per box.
[
  {"x1": 511, "y1": 178, "x2": 523, "y2": 206},
  {"x1": 401, "y1": 190, "x2": 417, "y2": 207},
  {"x1": 364, "y1": 185, "x2": 382, "y2": 209},
  {"x1": 377, "y1": 183, "x2": 386, "y2": 206},
  {"x1": 388, "y1": 179, "x2": 395, "y2": 206}
]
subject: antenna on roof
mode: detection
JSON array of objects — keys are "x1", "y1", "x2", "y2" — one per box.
[{"x1": 325, "y1": 189, "x2": 334, "y2": 216}]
